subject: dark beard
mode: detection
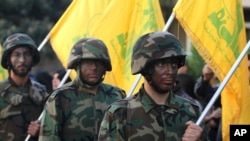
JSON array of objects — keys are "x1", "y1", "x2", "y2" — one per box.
[{"x1": 11, "y1": 65, "x2": 31, "y2": 77}]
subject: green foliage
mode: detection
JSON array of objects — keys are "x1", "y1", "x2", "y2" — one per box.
[
  {"x1": 187, "y1": 44, "x2": 205, "y2": 79},
  {"x1": 0, "y1": 0, "x2": 71, "y2": 58}
]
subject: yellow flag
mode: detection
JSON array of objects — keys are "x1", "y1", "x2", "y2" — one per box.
[
  {"x1": 0, "y1": 44, "x2": 8, "y2": 80},
  {"x1": 173, "y1": 0, "x2": 250, "y2": 140},
  {"x1": 50, "y1": 0, "x2": 164, "y2": 93}
]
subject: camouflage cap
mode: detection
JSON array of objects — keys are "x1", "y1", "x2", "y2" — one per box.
[
  {"x1": 131, "y1": 31, "x2": 186, "y2": 75},
  {"x1": 1, "y1": 33, "x2": 40, "y2": 69},
  {"x1": 67, "y1": 38, "x2": 112, "y2": 71}
]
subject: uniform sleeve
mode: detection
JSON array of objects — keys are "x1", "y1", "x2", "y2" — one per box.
[
  {"x1": 98, "y1": 110, "x2": 125, "y2": 141},
  {"x1": 98, "y1": 100, "x2": 129, "y2": 141},
  {"x1": 38, "y1": 95, "x2": 62, "y2": 141}
]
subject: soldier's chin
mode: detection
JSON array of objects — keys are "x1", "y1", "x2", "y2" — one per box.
[
  {"x1": 153, "y1": 85, "x2": 171, "y2": 94},
  {"x1": 86, "y1": 81, "x2": 100, "y2": 86},
  {"x1": 17, "y1": 72, "x2": 29, "y2": 77},
  {"x1": 13, "y1": 70, "x2": 29, "y2": 77}
]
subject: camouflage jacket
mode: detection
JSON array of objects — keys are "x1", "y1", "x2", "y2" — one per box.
[
  {"x1": 39, "y1": 77, "x2": 126, "y2": 141},
  {"x1": 0, "y1": 78, "x2": 49, "y2": 141},
  {"x1": 98, "y1": 85, "x2": 201, "y2": 141}
]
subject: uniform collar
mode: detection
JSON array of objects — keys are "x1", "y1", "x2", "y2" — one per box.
[{"x1": 137, "y1": 85, "x2": 180, "y2": 113}]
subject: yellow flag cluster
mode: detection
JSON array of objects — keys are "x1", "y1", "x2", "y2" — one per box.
[
  {"x1": 50, "y1": 0, "x2": 164, "y2": 93},
  {"x1": 173, "y1": 0, "x2": 250, "y2": 140}
]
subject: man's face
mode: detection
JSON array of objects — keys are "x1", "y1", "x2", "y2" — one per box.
[
  {"x1": 10, "y1": 47, "x2": 33, "y2": 77},
  {"x1": 150, "y1": 58, "x2": 179, "y2": 93},
  {"x1": 79, "y1": 59, "x2": 106, "y2": 85},
  {"x1": 52, "y1": 73, "x2": 61, "y2": 90}
]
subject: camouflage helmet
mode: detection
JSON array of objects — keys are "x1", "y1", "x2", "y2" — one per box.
[
  {"x1": 67, "y1": 38, "x2": 112, "y2": 71},
  {"x1": 1, "y1": 33, "x2": 40, "y2": 69},
  {"x1": 131, "y1": 31, "x2": 186, "y2": 75}
]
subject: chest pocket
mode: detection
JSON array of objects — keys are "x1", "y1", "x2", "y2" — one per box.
[
  {"x1": 0, "y1": 88, "x2": 44, "y2": 120},
  {"x1": 0, "y1": 94, "x2": 38, "y2": 119}
]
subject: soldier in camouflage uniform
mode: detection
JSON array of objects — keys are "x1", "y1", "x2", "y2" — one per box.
[
  {"x1": 38, "y1": 38, "x2": 126, "y2": 141},
  {"x1": 0, "y1": 33, "x2": 49, "y2": 141},
  {"x1": 98, "y1": 31, "x2": 203, "y2": 141}
]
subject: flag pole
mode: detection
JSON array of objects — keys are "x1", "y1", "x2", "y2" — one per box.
[
  {"x1": 37, "y1": 33, "x2": 51, "y2": 51},
  {"x1": 57, "y1": 69, "x2": 72, "y2": 88},
  {"x1": 37, "y1": 31, "x2": 73, "y2": 88},
  {"x1": 25, "y1": 70, "x2": 71, "y2": 141},
  {"x1": 196, "y1": 40, "x2": 250, "y2": 125},
  {"x1": 163, "y1": 13, "x2": 176, "y2": 32},
  {"x1": 25, "y1": 11, "x2": 177, "y2": 140},
  {"x1": 25, "y1": 35, "x2": 71, "y2": 141},
  {"x1": 126, "y1": 12, "x2": 176, "y2": 98},
  {"x1": 24, "y1": 32, "x2": 52, "y2": 141}
]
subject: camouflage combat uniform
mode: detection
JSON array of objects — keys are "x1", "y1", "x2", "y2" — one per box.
[
  {"x1": 98, "y1": 86, "x2": 200, "y2": 141},
  {"x1": 39, "y1": 37, "x2": 126, "y2": 141},
  {"x1": 0, "y1": 79, "x2": 48, "y2": 141},
  {"x1": 98, "y1": 31, "x2": 203, "y2": 141},
  {"x1": 0, "y1": 33, "x2": 49, "y2": 141},
  {"x1": 39, "y1": 77, "x2": 125, "y2": 141}
]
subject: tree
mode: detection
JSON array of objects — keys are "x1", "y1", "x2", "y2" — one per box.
[{"x1": 0, "y1": 0, "x2": 71, "y2": 58}]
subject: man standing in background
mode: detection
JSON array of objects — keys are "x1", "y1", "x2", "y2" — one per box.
[{"x1": 0, "y1": 33, "x2": 49, "y2": 141}]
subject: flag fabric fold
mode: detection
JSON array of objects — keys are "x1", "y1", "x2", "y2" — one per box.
[
  {"x1": 173, "y1": 0, "x2": 250, "y2": 140},
  {"x1": 49, "y1": 0, "x2": 164, "y2": 93}
]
